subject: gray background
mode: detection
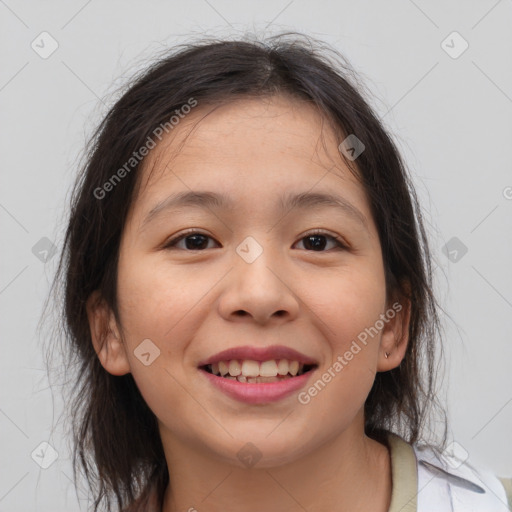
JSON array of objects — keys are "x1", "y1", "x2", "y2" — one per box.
[{"x1": 1, "y1": 1, "x2": 511, "y2": 510}]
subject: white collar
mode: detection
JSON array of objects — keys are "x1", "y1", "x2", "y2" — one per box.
[{"x1": 413, "y1": 441, "x2": 510, "y2": 511}]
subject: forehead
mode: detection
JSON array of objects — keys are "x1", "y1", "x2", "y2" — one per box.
[{"x1": 130, "y1": 95, "x2": 366, "y2": 219}]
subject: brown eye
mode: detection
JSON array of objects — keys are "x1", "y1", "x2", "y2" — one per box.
[
  {"x1": 163, "y1": 231, "x2": 219, "y2": 251},
  {"x1": 294, "y1": 231, "x2": 347, "y2": 252}
]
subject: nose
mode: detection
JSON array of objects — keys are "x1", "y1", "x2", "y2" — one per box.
[{"x1": 217, "y1": 246, "x2": 300, "y2": 325}]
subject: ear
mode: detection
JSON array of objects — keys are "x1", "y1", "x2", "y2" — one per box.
[
  {"x1": 86, "y1": 290, "x2": 131, "y2": 376},
  {"x1": 376, "y1": 284, "x2": 412, "y2": 373}
]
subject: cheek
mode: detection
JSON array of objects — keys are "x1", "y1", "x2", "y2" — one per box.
[
  {"x1": 304, "y1": 265, "x2": 387, "y2": 348},
  {"x1": 302, "y1": 276, "x2": 385, "y2": 420},
  {"x1": 115, "y1": 253, "x2": 216, "y2": 390},
  {"x1": 116, "y1": 253, "x2": 201, "y2": 338},
  {"x1": 114, "y1": 258, "x2": 206, "y2": 422},
  {"x1": 301, "y1": 268, "x2": 386, "y2": 415}
]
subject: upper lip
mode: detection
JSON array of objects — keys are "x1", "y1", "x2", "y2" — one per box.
[{"x1": 198, "y1": 345, "x2": 318, "y2": 367}]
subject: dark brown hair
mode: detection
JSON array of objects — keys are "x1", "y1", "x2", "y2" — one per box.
[{"x1": 43, "y1": 32, "x2": 448, "y2": 512}]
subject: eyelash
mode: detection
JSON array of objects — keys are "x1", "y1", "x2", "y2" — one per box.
[{"x1": 162, "y1": 228, "x2": 348, "y2": 252}]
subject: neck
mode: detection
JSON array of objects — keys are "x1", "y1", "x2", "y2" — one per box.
[{"x1": 160, "y1": 415, "x2": 392, "y2": 512}]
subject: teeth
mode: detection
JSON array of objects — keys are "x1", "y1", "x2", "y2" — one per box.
[
  {"x1": 259, "y1": 360, "x2": 278, "y2": 377},
  {"x1": 244, "y1": 375, "x2": 289, "y2": 383},
  {"x1": 228, "y1": 360, "x2": 242, "y2": 376},
  {"x1": 218, "y1": 361, "x2": 229, "y2": 376},
  {"x1": 241, "y1": 360, "x2": 260, "y2": 377},
  {"x1": 207, "y1": 359, "x2": 310, "y2": 379},
  {"x1": 277, "y1": 359, "x2": 289, "y2": 375}
]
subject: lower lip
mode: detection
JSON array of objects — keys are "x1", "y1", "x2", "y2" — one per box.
[{"x1": 199, "y1": 368, "x2": 316, "y2": 404}]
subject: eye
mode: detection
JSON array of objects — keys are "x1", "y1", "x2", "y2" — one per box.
[
  {"x1": 162, "y1": 229, "x2": 347, "y2": 252},
  {"x1": 163, "y1": 230, "x2": 219, "y2": 251},
  {"x1": 293, "y1": 230, "x2": 347, "y2": 252}
]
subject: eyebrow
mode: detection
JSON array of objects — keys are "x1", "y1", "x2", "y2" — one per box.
[{"x1": 140, "y1": 190, "x2": 368, "y2": 231}]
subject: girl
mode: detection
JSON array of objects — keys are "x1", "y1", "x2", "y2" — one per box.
[{"x1": 47, "y1": 33, "x2": 512, "y2": 511}]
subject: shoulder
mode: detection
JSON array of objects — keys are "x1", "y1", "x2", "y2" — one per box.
[
  {"x1": 499, "y1": 477, "x2": 512, "y2": 510},
  {"x1": 412, "y1": 439, "x2": 511, "y2": 512}
]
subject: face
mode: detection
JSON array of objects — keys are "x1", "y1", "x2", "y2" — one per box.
[{"x1": 88, "y1": 95, "x2": 407, "y2": 467}]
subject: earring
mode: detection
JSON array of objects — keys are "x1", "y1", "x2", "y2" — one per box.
[{"x1": 385, "y1": 352, "x2": 390, "y2": 359}]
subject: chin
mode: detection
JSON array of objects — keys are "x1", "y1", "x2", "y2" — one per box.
[{"x1": 209, "y1": 429, "x2": 319, "y2": 469}]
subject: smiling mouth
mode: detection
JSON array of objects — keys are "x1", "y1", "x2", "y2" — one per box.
[{"x1": 200, "y1": 360, "x2": 318, "y2": 383}]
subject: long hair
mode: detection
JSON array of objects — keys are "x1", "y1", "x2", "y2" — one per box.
[{"x1": 43, "y1": 32, "x2": 448, "y2": 511}]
